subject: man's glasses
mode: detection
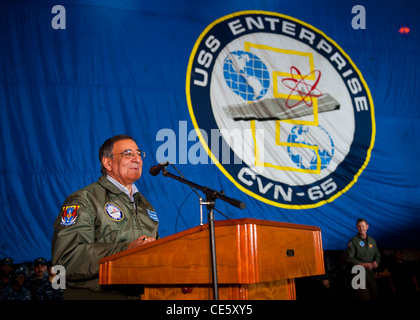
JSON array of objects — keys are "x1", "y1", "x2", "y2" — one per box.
[{"x1": 113, "y1": 149, "x2": 146, "y2": 160}]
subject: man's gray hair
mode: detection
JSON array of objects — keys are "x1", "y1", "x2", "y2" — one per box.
[{"x1": 98, "y1": 135, "x2": 136, "y2": 174}]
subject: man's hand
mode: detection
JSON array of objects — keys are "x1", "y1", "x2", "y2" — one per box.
[
  {"x1": 127, "y1": 235, "x2": 156, "y2": 249},
  {"x1": 359, "y1": 262, "x2": 373, "y2": 270}
]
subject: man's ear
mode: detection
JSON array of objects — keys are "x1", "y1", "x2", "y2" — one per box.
[{"x1": 102, "y1": 157, "x2": 112, "y2": 172}]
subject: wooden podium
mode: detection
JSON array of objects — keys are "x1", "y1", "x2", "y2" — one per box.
[{"x1": 99, "y1": 218, "x2": 324, "y2": 300}]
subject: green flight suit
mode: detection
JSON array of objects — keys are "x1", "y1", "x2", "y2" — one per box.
[
  {"x1": 346, "y1": 234, "x2": 381, "y2": 300},
  {"x1": 51, "y1": 175, "x2": 159, "y2": 295}
]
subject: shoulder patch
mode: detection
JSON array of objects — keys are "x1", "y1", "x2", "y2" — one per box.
[
  {"x1": 61, "y1": 205, "x2": 79, "y2": 226},
  {"x1": 147, "y1": 209, "x2": 159, "y2": 222}
]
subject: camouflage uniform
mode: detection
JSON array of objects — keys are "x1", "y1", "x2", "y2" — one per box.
[
  {"x1": 26, "y1": 274, "x2": 56, "y2": 300},
  {"x1": 0, "y1": 258, "x2": 13, "y2": 296},
  {"x1": 0, "y1": 285, "x2": 31, "y2": 300},
  {"x1": 0, "y1": 266, "x2": 31, "y2": 300}
]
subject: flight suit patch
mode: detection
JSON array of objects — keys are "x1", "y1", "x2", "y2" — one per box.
[
  {"x1": 147, "y1": 209, "x2": 159, "y2": 222},
  {"x1": 105, "y1": 202, "x2": 124, "y2": 221},
  {"x1": 61, "y1": 205, "x2": 79, "y2": 226}
]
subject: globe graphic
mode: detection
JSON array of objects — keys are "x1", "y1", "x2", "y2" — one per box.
[
  {"x1": 223, "y1": 51, "x2": 270, "y2": 101},
  {"x1": 287, "y1": 125, "x2": 334, "y2": 170}
]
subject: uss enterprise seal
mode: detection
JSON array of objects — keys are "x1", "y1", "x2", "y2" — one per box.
[{"x1": 186, "y1": 11, "x2": 375, "y2": 209}]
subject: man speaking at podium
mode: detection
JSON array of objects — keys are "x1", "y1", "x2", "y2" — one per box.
[{"x1": 52, "y1": 135, "x2": 159, "y2": 299}]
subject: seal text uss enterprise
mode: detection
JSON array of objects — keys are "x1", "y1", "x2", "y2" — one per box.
[{"x1": 194, "y1": 15, "x2": 369, "y2": 113}]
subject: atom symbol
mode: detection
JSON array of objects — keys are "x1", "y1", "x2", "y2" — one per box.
[{"x1": 281, "y1": 66, "x2": 322, "y2": 109}]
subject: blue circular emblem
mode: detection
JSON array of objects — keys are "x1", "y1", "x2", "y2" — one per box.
[
  {"x1": 186, "y1": 11, "x2": 375, "y2": 209},
  {"x1": 287, "y1": 125, "x2": 334, "y2": 171},
  {"x1": 223, "y1": 50, "x2": 270, "y2": 101},
  {"x1": 359, "y1": 241, "x2": 365, "y2": 247},
  {"x1": 104, "y1": 202, "x2": 124, "y2": 221}
]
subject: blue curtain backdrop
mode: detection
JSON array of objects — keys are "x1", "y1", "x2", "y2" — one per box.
[{"x1": 1, "y1": 0, "x2": 419, "y2": 263}]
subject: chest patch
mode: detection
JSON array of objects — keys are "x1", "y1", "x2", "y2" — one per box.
[{"x1": 105, "y1": 202, "x2": 124, "y2": 221}]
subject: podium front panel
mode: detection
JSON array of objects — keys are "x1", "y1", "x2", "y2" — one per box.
[{"x1": 99, "y1": 219, "x2": 324, "y2": 286}]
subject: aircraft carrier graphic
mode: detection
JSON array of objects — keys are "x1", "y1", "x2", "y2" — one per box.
[{"x1": 223, "y1": 93, "x2": 340, "y2": 121}]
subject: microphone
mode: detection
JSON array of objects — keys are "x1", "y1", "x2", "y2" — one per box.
[{"x1": 149, "y1": 161, "x2": 169, "y2": 176}]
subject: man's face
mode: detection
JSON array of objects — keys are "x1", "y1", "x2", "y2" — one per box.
[
  {"x1": 14, "y1": 274, "x2": 26, "y2": 286},
  {"x1": 1, "y1": 264, "x2": 12, "y2": 276},
  {"x1": 34, "y1": 264, "x2": 47, "y2": 279},
  {"x1": 105, "y1": 139, "x2": 143, "y2": 186},
  {"x1": 357, "y1": 221, "x2": 369, "y2": 238}
]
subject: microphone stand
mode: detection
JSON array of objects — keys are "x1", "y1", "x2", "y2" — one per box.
[{"x1": 160, "y1": 168, "x2": 246, "y2": 300}]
